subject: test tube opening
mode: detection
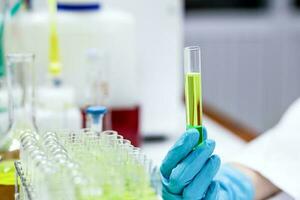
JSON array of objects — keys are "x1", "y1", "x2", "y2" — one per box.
[{"x1": 184, "y1": 46, "x2": 201, "y2": 74}]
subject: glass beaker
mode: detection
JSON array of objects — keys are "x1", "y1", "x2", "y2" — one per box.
[{"x1": 0, "y1": 53, "x2": 38, "y2": 152}]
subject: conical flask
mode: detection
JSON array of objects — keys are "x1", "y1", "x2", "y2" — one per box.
[{"x1": 0, "y1": 53, "x2": 38, "y2": 152}]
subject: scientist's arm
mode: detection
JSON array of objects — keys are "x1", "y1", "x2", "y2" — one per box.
[
  {"x1": 233, "y1": 98, "x2": 300, "y2": 199},
  {"x1": 233, "y1": 163, "x2": 279, "y2": 200}
]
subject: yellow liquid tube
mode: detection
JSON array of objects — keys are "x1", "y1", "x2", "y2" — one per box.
[{"x1": 184, "y1": 46, "x2": 203, "y2": 143}]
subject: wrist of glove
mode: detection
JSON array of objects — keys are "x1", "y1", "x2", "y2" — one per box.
[{"x1": 160, "y1": 128, "x2": 254, "y2": 200}]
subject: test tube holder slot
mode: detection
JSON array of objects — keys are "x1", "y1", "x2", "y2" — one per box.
[{"x1": 15, "y1": 161, "x2": 33, "y2": 200}]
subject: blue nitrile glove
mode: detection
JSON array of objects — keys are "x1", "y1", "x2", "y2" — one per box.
[
  {"x1": 160, "y1": 128, "x2": 254, "y2": 200},
  {"x1": 204, "y1": 164, "x2": 254, "y2": 200},
  {"x1": 160, "y1": 128, "x2": 221, "y2": 199}
]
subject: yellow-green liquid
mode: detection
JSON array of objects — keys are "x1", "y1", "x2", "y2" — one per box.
[{"x1": 185, "y1": 73, "x2": 203, "y2": 140}]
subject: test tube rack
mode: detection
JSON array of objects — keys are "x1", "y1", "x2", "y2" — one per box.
[
  {"x1": 15, "y1": 161, "x2": 33, "y2": 200},
  {"x1": 14, "y1": 129, "x2": 161, "y2": 200}
]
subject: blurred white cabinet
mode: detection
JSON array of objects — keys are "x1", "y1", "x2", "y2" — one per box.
[{"x1": 101, "y1": 0, "x2": 184, "y2": 136}]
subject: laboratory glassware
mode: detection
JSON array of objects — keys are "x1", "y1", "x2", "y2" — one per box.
[
  {"x1": 85, "y1": 49, "x2": 109, "y2": 107},
  {"x1": 5, "y1": 0, "x2": 137, "y2": 106},
  {"x1": 5, "y1": 0, "x2": 141, "y2": 146},
  {"x1": 0, "y1": 53, "x2": 38, "y2": 152},
  {"x1": 17, "y1": 128, "x2": 159, "y2": 200},
  {"x1": 110, "y1": 106, "x2": 140, "y2": 146},
  {"x1": 48, "y1": 0, "x2": 62, "y2": 86},
  {"x1": 34, "y1": 0, "x2": 81, "y2": 132},
  {"x1": 81, "y1": 49, "x2": 110, "y2": 129},
  {"x1": 184, "y1": 46, "x2": 203, "y2": 143}
]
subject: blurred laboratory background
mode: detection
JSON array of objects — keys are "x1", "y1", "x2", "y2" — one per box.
[
  {"x1": 1, "y1": 0, "x2": 300, "y2": 199},
  {"x1": 1, "y1": 0, "x2": 300, "y2": 163}
]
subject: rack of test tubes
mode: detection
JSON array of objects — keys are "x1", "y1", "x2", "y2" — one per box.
[{"x1": 15, "y1": 129, "x2": 160, "y2": 200}]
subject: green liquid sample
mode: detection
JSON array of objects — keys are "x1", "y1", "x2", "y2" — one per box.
[
  {"x1": 185, "y1": 73, "x2": 203, "y2": 142},
  {"x1": 0, "y1": 160, "x2": 15, "y2": 185}
]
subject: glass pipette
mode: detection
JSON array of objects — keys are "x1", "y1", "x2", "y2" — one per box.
[
  {"x1": 184, "y1": 46, "x2": 203, "y2": 143},
  {"x1": 48, "y1": 0, "x2": 62, "y2": 86}
]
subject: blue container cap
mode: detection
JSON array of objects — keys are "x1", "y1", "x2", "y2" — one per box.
[
  {"x1": 57, "y1": 3, "x2": 101, "y2": 11},
  {"x1": 86, "y1": 106, "x2": 107, "y2": 115},
  {"x1": 86, "y1": 106, "x2": 107, "y2": 124}
]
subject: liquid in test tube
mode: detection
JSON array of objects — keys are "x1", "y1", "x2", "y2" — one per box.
[{"x1": 184, "y1": 46, "x2": 203, "y2": 143}]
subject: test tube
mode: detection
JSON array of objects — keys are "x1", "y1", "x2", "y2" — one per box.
[
  {"x1": 86, "y1": 106, "x2": 107, "y2": 132},
  {"x1": 184, "y1": 46, "x2": 203, "y2": 143}
]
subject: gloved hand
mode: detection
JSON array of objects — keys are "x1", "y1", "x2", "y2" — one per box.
[
  {"x1": 205, "y1": 164, "x2": 254, "y2": 200},
  {"x1": 160, "y1": 128, "x2": 254, "y2": 200}
]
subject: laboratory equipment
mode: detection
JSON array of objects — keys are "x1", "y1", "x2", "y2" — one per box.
[
  {"x1": 86, "y1": 106, "x2": 107, "y2": 132},
  {"x1": 81, "y1": 49, "x2": 110, "y2": 128},
  {"x1": 0, "y1": 53, "x2": 38, "y2": 152},
  {"x1": 5, "y1": 0, "x2": 138, "y2": 108},
  {"x1": 82, "y1": 48, "x2": 140, "y2": 146},
  {"x1": 0, "y1": 1, "x2": 25, "y2": 149},
  {"x1": 35, "y1": 0, "x2": 81, "y2": 131},
  {"x1": 5, "y1": 0, "x2": 140, "y2": 144},
  {"x1": 16, "y1": 129, "x2": 159, "y2": 200},
  {"x1": 101, "y1": 0, "x2": 184, "y2": 139},
  {"x1": 48, "y1": 0, "x2": 62, "y2": 86},
  {"x1": 35, "y1": 87, "x2": 81, "y2": 131},
  {"x1": 184, "y1": 46, "x2": 203, "y2": 143},
  {"x1": 85, "y1": 49, "x2": 109, "y2": 107},
  {"x1": 110, "y1": 106, "x2": 140, "y2": 146}
]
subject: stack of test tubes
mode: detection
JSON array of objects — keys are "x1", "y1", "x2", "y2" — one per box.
[{"x1": 18, "y1": 129, "x2": 159, "y2": 200}]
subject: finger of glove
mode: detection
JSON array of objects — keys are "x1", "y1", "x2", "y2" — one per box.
[
  {"x1": 160, "y1": 129, "x2": 200, "y2": 179},
  {"x1": 203, "y1": 181, "x2": 220, "y2": 200},
  {"x1": 167, "y1": 140, "x2": 216, "y2": 194},
  {"x1": 183, "y1": 155, "x2": 221, "y2": 199},
  {"x1": 162, "y1": 186, "x2": 183, "y2": 200}
]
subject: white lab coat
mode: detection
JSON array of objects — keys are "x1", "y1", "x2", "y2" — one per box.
[{"x1": 235, "y1": 98, "x2": 300, "y2": 199}]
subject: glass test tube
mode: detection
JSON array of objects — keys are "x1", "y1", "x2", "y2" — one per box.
[{"x1": 184, "y1": 46, "x2": 203, "y2": 143}]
